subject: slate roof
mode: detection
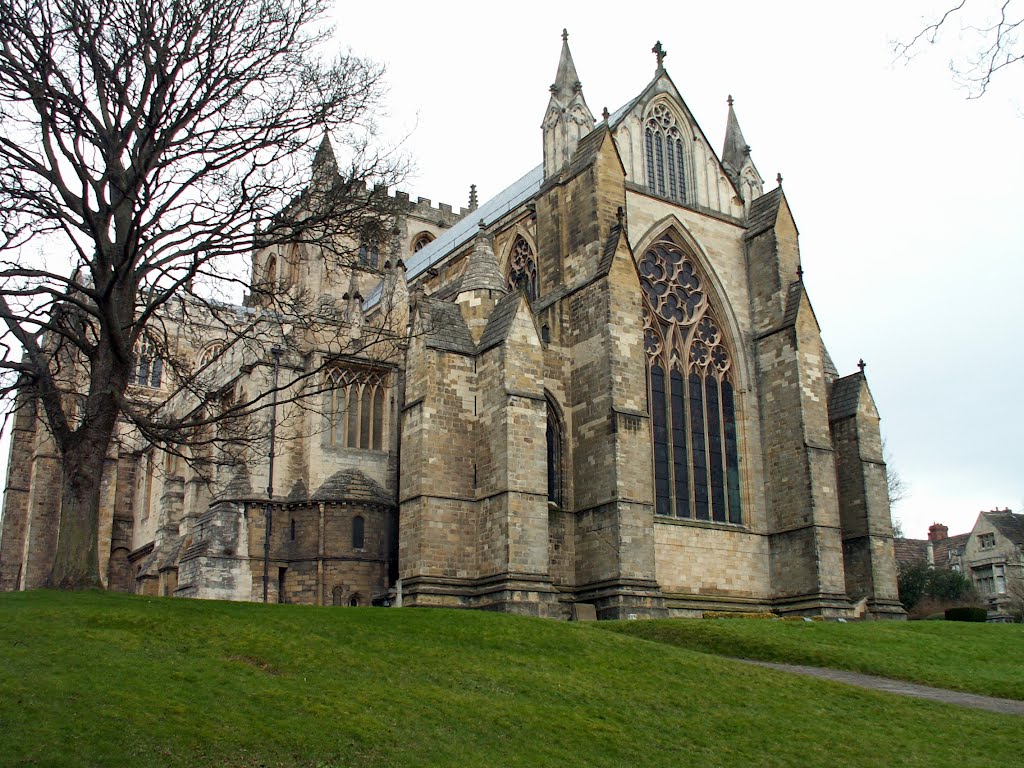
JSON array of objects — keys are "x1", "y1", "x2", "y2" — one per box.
[
  {"x1": 596, "y1": 222, "x2": 625, "y2": 277},
  {"x1": 745, "y1": 187, "x2": 783, "y2": 239},
  {"x1": 823, "y1": 347, "x2": 840, "y2": 381},
  {"x1": 781, "y1": 281, "x2": 804, "y2": 327},
  {"x1": 286, "y1": 479, "x2": 309, "y2": 503},
  {"x1": 565, "y1": 125, "x2": 609, "y2": 179},
  {"x1": 828, "y1": 373, "x2": 864, "y2": 422},
  {"x1": 986, "y1": 510, "x2": 1024, "y2": 545},
  {"x1": 422, "y1": 297, "x2": 476, "y2": 355},
  {"x1": 478, "y1": 291, "x2": 525, "y2": 353},
  {"x1": 311, "y1": 469, "x2": 393, "y2": 505},
  {"x1": 458, "y1": 235, "x2": 506, "y2": 293},
  {"x1": 364, "y1": 165, "x2": 544, "y2": 308}
]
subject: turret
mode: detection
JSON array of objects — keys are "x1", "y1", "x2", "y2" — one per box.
[
  {"x1": 542, "y1": 30, "x2": 595, "y2": 179},
  {"x1": 456, "y1": 223, "x2": 506, "y2": 344}
]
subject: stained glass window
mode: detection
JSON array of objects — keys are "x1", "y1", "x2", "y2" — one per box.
[{"x1": 642, "y1": 238, "x2": 741, "y2": 522}]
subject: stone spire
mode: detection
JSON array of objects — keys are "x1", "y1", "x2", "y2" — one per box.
[
  {"x1": 311, "y1": 133, "x2": 339, "y2": 190},
  {"x1": 542, "y1": 29, "x2": 595, "y2": 179},
  {"x1": 457, "y1": 223, "x2": 507, "y2": 344},
  {"x1": 720, "y1": 95, "x2": 764, "y2": 211},
  {"x1": 459, "y1": 223, "x2": 506, "y2": 294}
]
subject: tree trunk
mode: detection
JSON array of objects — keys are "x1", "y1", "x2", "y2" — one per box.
[{"x1": 46, "y1": 433, "x2": 111, "y2": 590}]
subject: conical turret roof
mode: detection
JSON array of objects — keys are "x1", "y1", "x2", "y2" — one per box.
[{"x1": 458, "y1": 225, "x2": 507, "y2": 294}]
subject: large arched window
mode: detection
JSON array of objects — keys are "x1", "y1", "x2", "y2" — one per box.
[
  {"x1": 546, "y1": 398, "x2": 563, "y2": 507},
  {"x1": 641, "y1": 237, "x2": 741, "y2": 523},
  {"x1": 326, "y1": 367, "x2": 388, "y2": 450},
  {"x1": 506, "y1": 235, "x2": 539, "y2": 302},
  {"x1": 644, "y1": 103, "x2": 689, "y2": 204}
]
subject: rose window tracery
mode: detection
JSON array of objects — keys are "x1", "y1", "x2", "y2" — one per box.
[
  {"x1": 506, "y1": 235, "x2": 539, "y2": 302},
  {"x1": 642, "y1": 237, "x2": 741, "y2": 524}
]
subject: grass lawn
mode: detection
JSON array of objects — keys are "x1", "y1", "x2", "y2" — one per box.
[
  {"x1": 601, "y1": 617, "x2": 1024, "y2": 700},
  {"x1": 0, "y1": 591, "x2": 1020, "y2": 768}
]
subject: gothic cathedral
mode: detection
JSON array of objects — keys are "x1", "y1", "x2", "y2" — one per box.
[{"x1": 0, "y1": 33, "x2": 904, "y2": 619}]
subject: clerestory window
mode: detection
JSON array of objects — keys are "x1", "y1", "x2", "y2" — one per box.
[
  {"x1": 641, "y1": 238, "x2": 741, "y2": 523},
  {"x1": 644, "y1": 103, "x2": 689, "y2": 204}
]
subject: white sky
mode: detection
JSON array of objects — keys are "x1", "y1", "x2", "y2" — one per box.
[
  {"x1": 330, "y1": 0, "x2": 1024, "y2": 538},
  {"x1": 1, "y1": 2, "x2": 1019, "y2": 544}
]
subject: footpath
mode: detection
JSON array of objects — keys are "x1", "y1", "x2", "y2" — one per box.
[{"x1": 739, "y1": 660, "x2": 1024, "y2": 716}]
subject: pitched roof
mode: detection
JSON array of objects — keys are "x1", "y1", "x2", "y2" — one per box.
[
  {"x1": 894, "y1": 538, "x2": 928, "y2": 569},
  {"x1": 745, "y1": 187, "x2": 783, "y2": 238},
  {"x1": 311, "y1": 469, "x2": 393, "y2": 505},
  {"x1": 933, "y1": 533, "x2": 969, "y2": 568},
  {"x1": 478, "y1": 290, "x2": 525, "y2": 353},
  {"x1": 985, "y1": 510, "x2": 1024, "y2": 545},
  {"x1": 597, "y1": 221, "x2": 625, "y2": 277},
  {"x1": 829, "y1": 373, "x2": 864, "y2": 422},
  {"x1": 364, "y1": 165, "x2": 544, "y2": 308},
  {"x1": 422, "y1": 297, "x2": 476, "y2": 355}
]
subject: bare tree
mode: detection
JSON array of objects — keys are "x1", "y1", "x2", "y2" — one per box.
[
  {"x1": 0, "y1": 0, "x2": 405, "y2": 589},
  {"x1": 883, "y1": 438, "x2": 909, "y2": 509},
  {"x1": 895, "y1": 0, "x2": 1024, "y2": 97}
]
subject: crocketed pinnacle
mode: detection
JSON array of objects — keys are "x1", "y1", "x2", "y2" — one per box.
[
  {"x1": 721, "y1": 95, "x2": 750, "y2": 173},
  {"x1": 551, "y1": 28, "x2": 583, "y2": 98}
]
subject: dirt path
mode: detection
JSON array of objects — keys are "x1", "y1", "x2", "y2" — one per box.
[{"x1": 740, "y1": 660, "x2": 1024, "y2": 716}]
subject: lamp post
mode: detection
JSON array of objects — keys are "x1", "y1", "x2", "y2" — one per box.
[{"x1": 263, "y1": 346, "x2": 283, "y2": 604}]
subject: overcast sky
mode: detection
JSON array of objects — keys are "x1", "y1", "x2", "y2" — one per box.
[
  {"x1": 0, "y1": 2, "x2": 1017, "y2": 543},
  {"x1": 331, "y1": 0, "x2": 1024, "y2": 538}
]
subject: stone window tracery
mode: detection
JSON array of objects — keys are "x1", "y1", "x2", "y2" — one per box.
[
  {"x1": 326, "y1": 367, "x2": 388, "y2": 450},
  {"x1": 506, "y1": 235, "x2": 539, "y2": 302},
  {"x1": 641, "y1": 238, "x2": 741, "y2": 523},
  {"x1": 644, "y1": 103, "x2": 688, "y2": 204},
  {"x1": 132, "y1": 336, "x2": 163, "y2": 388}
]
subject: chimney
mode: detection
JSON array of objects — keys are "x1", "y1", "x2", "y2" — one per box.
[{"x1": 927, "y1": 523, "x2": 949, "y2": 542}]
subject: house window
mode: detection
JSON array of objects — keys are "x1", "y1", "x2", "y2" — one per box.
[
  {"x1": 506, "y1": 235, "x2": 539, "y2": 302},
  {"x1": 352, "y1": 515, "x2": 365, "y2": 549},
  {"x1": 979, "y1": 532, "x2": 995, "y2": 549},
  {"x1": 326, "y1": 367, "x2": 388, "y2": 450},
  {"x1": 644, "y1": 103, "x2": 688, "y2": 204},
  {"x1": 133, "y1": 336, "x2": 163, "y2": 388},
  {"x1": 642, "y1": 237, "x2": 741, "y2": 523}
]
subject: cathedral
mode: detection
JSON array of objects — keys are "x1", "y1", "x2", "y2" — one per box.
[{"x1": 0, "y1": 33, "x2": 904, "y2": 619}]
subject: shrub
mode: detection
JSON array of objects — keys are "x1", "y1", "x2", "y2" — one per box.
[
  {"x1": 898, "y1": 562, "x2": 978, "y2": 611},
  {"x1": 944, "y1": 607, "x2": 988, "y2": 622}
]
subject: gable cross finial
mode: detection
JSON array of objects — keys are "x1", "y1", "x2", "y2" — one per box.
[
  {"x1": 727, "y1": 94, "x2": 734, "y2": 107},
  {"x1": 562, "y1": 28, "x2": 568, "y2": 42},
  {"x1": 652, "y1": 41, "x2": 667, "y2": 71},
  {"x1": 796, "y1": 264, "x2": 804, "y2": 281},
  {"x1": 776, "y1": 172, "x2": 783, "y2": 187},
  {"x1": 857, "y1": 358, "x2": 866, "y2": 374},
  {"x1": 602, "y1": 106, "x2": 610, "y2": 121}
]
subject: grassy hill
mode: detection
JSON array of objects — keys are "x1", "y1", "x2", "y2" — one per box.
[
  {"x1": 604, "y1": 616, "x2": 1024, "y2": 700},
  {"x1": 0, "y1": 591, "x2": 1020, "y2": 768}
]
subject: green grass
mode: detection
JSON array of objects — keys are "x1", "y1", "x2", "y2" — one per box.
[
  {"x1": 0, "y1": 591, "x2": 1020, "y2": 768},
  {"x1": 601, "y1": 618, "x2": 1024, "y2": 700}
]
